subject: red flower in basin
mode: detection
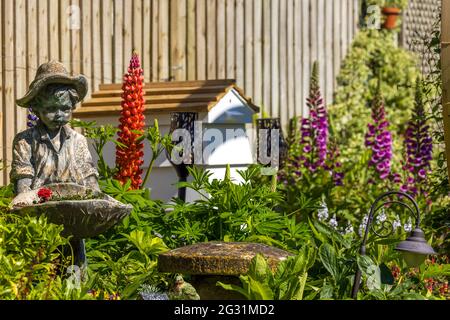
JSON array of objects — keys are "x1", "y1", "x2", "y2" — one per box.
[{"x1": 37, "y1": 187, "x2": 52, "y2": 203}]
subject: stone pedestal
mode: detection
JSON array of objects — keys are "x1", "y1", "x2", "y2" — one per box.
[{"x1": 158, "y1": 241, "x2": 294, "y2": 300}]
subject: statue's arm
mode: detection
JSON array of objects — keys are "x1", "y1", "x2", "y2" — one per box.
[
  {"x1": 78, "y1": 135, "x2": 100, "y2": 191},
  {"x1": 10, "y1": 134, "x2": 35, "y2": 194}
]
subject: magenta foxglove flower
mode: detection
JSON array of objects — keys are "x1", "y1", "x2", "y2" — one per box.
[
  {"x1": 279, "y1": 62, "x2": 344, "y2": 188},
  {"x1": 365, "y1": 89, "x2": 393, "y2": 181},
  {"x1": 296, "y1": 62, "x2": 344, "y2": 185},
  {"x1": 401, "y1": 81, "x2": 433, "y2": 199}
]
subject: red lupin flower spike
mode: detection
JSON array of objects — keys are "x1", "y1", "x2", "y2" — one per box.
[{"x1": 115, "y1": 52, "x2": 146, "y2": 189}]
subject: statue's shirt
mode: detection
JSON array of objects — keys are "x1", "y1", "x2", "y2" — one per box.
[{"x1": 10, "y1": 122, "x2": 98, "y2": 190}]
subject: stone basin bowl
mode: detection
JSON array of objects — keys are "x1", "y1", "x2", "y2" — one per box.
[{"x1": 10, "y1": 183, "x2": 132, "y2": 239}]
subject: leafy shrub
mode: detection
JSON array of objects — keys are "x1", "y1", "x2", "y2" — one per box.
[
  {"x1": 0, "y1": 195, "x2": 95, "y2": 300},
  {"x1": 144, "y1": 165, "x2": 311, "y2": 251},
  {"x1": 329, "y1": 28, "x2": 419, "y2": 166},
  {"x1": 218, "y1": 245, "x2": 316, "y2": 300}
]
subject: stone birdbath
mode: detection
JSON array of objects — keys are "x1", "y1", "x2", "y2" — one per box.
[
  {"x1": 158, "y1": 241, "x2": 294, "y2": 300},
  {"x1": 10, "y1": 182, "x2": 132, "y2": 266},
  {"x1": 9, "y1": 60, "x2": 132, "y2": 269}
]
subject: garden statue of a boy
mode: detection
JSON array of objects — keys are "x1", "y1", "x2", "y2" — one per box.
[{"x1": 11, "y1": 61, "x2": 99, "y2": 194}]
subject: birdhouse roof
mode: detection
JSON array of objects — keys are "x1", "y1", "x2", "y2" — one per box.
[{"x1": 74, "y1": 79, "x2": 259, "y2": 117}]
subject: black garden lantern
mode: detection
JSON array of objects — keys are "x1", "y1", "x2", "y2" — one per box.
[
  {"x1": 395, "y1": 228, "x2": 436, "y2": 268},
  {"x1": 166, "y1": 112, "x2": 198, "y2": 202},
  {"x1": 351, "y1": 191, "x2": 436, "y2": 299}
]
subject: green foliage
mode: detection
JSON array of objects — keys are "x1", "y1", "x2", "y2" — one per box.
[
  {"x1": 2, "y1": 10, "x2": 448, "y2": 300},
  {"x1": 145, "y1": 166, "x2": 311, "y2": 250},
  {"x1": 329, "y1": 28, "x2": 419, "y2": 166},
  {"x1": 86, "y1": 230, "x2": 167, "y2": 300},
  {"x1": 140, "y1": 119, "x2": 173, "y2": 188},
  {"x1": 0, "y1": 207, "x2": 96, "y2": 300},
  {"x1": 365, "y1": 0, "x2": 409, "y2": 10},
  {"x1": 0, "y1": 184, "x2": 14, "y2": 209},
  {"x1": 218, "y1": 245, "x2": 316, "y2": 300},
  {"x1": 85, "y1": 177, "x2": 170, "y2": 299},
  {"x1": 71, "y1": 119, "x2": 123, "y2": 180},
  {"x1": 382, "y1": 0, "x2": 409, "y2": 9},
  {"x1": 71, "y1": 118, "x2": 172, "y2": 189}
]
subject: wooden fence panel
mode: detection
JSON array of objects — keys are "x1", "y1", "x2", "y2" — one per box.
[
  {"x1": 60, "y1": 0, "x2": 70, "y2": 66},
  {"x1": 206, "y1": 0, "x2": 217, "y2": 80},
  {"x1": 102, "y1": 0, "x2": 113, "y2": 83},
  {"x1": 294, "y1": 0, "x2": 302, "y2": 116},
  {"x1": 244, "y1": 0, "x2": 254, "y2": 98},
  {"x1": 15, "y1": 0, "x2": 27, "y2": 134},
  {"x1": 27, "y1": 0, "x2": 38, "y2": 84},
  {"x1": 151, "y1": 0, "x2": 159, "y2": 81},
  {"x1": 186, "y1": 0, "x2": 196, "y2": 80},
  {"x1": 235, "y1": 0, "x2": 245, "y2": 88},
  {"x1": 143, "y1": 0, "x2": 151, "y2": 82},
  {"x1": 171, "y1": 0, "x2": 187, "y2": 81},
  {"x1": 49, "y1": 0, "x2": 60, "y2": 61},
  {"x1": 0, "y1": 0, "x2": 360, "y2": 185},
  {"x1": 441, "y1": 0, "x2": 450, "y2": 181},
  {"x1": 226, "y1": 0, "x2": 235, "y2": 79},
  {"x1": 270, "y1": 0, "x2": 279, "y2": 118},
  {"x1": 81, "y1": 0, "x2": 92, "y2": 93},
  {"x1": 262, "y1": 0, "x2": 271, "y2": 115},
  {"x1": 133, "y1": 0, "x2": 143, "y2": 62},
  {"x1": 279, "y1": 0, "x2": 288, "y2": 125},
  {"x1": 286, "y1": 0, "x2": 294, "y2": 122},
  {"x1": 253, "y1": 0, "x2": 263, "y2": 111},
  {"x1": 158, "y1": 0, "x2": 170, "y2": 81},
  {"x1": 301, "y1": 0, "x2": 310, "y2": 116},
  {"x1": 217, "y1": 0, "x2": 226, "y2": 79},
  {"x1": 3, "y1": 0, "x2": 14, "y2": 183},
  {"x1": 325, "y1": 0, "x2": 333, "y2": 104},
  {"x1": 71, "y1": 0, "x2": 81, "y2": 75}
]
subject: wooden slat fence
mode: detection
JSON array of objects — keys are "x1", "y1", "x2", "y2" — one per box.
[{"x1": 0, "y1": 0, "x2": 359, "y2": 185}]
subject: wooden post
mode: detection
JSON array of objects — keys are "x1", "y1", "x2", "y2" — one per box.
[{"x1": 441, "y1": 0, "x2": 450, "y2": 182}]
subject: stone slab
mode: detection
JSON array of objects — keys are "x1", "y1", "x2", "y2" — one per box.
[{"x1": 158, "y1": 241, "x2": 294, "y2": 276}]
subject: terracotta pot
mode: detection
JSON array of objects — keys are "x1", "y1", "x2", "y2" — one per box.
[{"x1": 382, "y1": 7, "x2": 401, "y2": 30}]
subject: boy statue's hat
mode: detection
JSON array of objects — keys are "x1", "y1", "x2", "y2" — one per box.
[{"x1": 16, "y1": 60, "x2": 88, "y2": 108}]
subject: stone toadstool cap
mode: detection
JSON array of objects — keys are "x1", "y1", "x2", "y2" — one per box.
[{"x1": 16, "y1": 60, "x2": 88, "y2": 108}]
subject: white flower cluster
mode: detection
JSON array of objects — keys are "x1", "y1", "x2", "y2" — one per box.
[
  {"x1": 344, "y1": 222, "x2": 354, "y2": 235},
  {"x1": 376, "y1": 208, "x2": 387, "y2": 223},
  {"x1": 404, "y1": 217, "x2": 413, "y2": 232},
  {"x1": 317, "y1": 201, "x2": 329, "y2": 221},
  {"x1": 317, "y1": 202, "x2": 341, "y2": 230},
  {"x1": 329, "y1": 214, "x2": 338, "y2": 229},
  {"x1": 358, "y1": 214, "x2": 369, "y2": 237},
  {"x1": 393, "y1": 215, "x2": 402, "y2": 229}
]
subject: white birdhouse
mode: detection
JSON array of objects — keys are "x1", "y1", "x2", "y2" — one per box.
[{"x1": 74, "y1": 80, "x2": 259, "y2": 202}]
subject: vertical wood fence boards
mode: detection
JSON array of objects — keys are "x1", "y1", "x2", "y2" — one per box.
[
  {"x1": 0, "y1": 0, "x2": 359, "y2": 186},
  {"x1": 441, "y1": 0, "x2": 450, "y2": 182}
]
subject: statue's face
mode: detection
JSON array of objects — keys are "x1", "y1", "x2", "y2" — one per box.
[{"x1": 34, "y1": 92, "x2": 74, "y2": 131}]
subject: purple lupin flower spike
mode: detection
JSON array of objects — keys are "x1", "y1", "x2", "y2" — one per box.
[
  {"x1": 365, "y1": 82, "x2": 393, "y2": 181},
  {"x1": 402, "y1": 80, "x2": 433, "y2": 199}
]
